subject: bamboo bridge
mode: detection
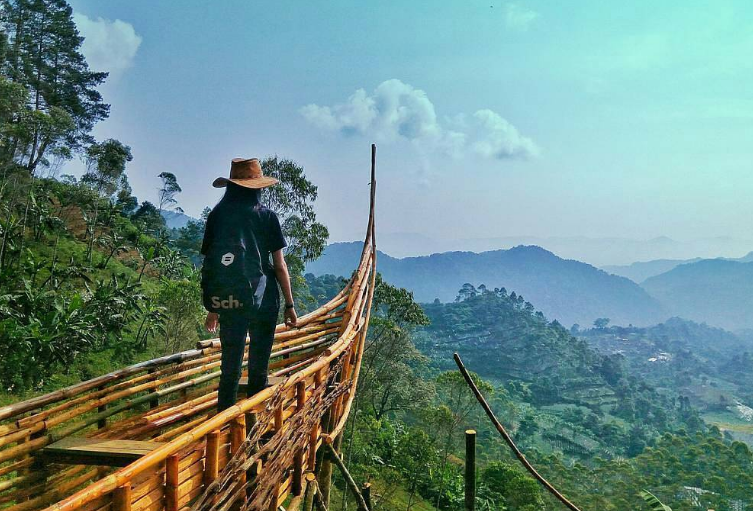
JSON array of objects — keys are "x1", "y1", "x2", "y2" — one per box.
[{"x1": 0, "y1": 148, "x2": 378, "y2": 511}]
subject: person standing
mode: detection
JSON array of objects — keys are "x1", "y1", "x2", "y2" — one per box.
[{"x1": 201, "y1": 158, "x2": 297, "y2": 411}]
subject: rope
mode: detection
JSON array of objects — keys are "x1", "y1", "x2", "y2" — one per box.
[{"x1": 453, "y1": 353, "x2": 584, "y2": 511}]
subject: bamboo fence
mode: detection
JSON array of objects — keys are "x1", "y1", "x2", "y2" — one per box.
[{"x1": 0, "y1": 147, "x2": 378, "y2": 511}]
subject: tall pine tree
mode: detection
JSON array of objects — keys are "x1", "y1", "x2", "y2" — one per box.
[{"x1": 0, "y1": 0, "x2": 109, "y2": 173}]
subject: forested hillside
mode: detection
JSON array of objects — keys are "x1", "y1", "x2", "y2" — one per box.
[
  {"x1": 308, "y1": 241, "x2": 667, "y2": 326},
  {"x1": 579, "y1": 318, "x2": 753, "y2": 444},
  {"x1": 322, "y1": 279, "x2": 753, "y2": 510}
]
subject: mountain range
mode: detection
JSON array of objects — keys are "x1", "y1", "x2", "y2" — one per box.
[
  {"x1": 307, "y1": 242, "x2": 667, "y2": 327},
  {"x1": 335, "y1": 232, "x2": 753, "y2": 267},
  {"x1": 604, "y1": 252, "x2": 753, "y2": 283},
  {"x1": 642, "y1": 259, "x2": 753, "y2": 331}
]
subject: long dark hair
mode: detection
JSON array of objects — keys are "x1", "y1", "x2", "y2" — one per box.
[{"x1": 220, "y1": 182, "x2": 262, "y2": 208}]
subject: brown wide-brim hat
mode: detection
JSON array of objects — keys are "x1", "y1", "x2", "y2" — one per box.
[{"x1": 212, "y1": 158, "x2": 279, "y2": 189}]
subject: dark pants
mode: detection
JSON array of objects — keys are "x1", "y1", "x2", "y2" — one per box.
[{"x1": 217, "y1": 307, "x2": 278, "y2": 412}]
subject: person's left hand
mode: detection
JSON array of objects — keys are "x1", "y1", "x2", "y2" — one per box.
[
  {"x1": 284, "y1": 307, "x2": 298, "y2": 328},
  {"x1": 205, "y1": 312, "x2": 219, "y2": 333}
]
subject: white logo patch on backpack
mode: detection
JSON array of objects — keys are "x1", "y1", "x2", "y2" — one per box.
[{"x1": 221, "y1": 253, "x2": 235, "y2": 266}]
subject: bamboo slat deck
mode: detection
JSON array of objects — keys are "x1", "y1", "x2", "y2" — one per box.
[{"x1": 0, "y1": 149, "x2": 378, "y2": 511}]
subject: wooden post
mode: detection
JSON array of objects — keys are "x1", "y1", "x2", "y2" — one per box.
[
  {"x1": 465, "y1": 430, "x2": 476, "y2": 511},
  {"x1": 97, "y1": 384, "x2": 107, "y2": 429},
  {"x1": 231, "y1": 415, "x2": 246, "y2": 488},
  {"x1": 274, "y1": 405, "x2": 283, "y2": 431},
  {"x1": 324, "y1": 444, "x2": 369, "y2": 511},
  {"x1": 317, "y1": 433, "x2": 340, "y2": 507},
  {"x1": 293, "y1": 380, "x2": 306, "y2": 494},
  {"x1": 245, "y1": 411, "x2": 257, "y2": 436},
  {"x1": 303, "y1": 473, "x2": 317, "y2": 511},
  {"x1": 204, "y1": 431, "x2": 220, "y2": 486},
  {"x1": 165, "y1": 454, "x2": 179, "y2": 511},
  {"x1": 361, "y1": 483, "x2": 372, "y2": 511},
  {"x1": 113, "y1": 483, "x2": 132, "y2": 511},
  {"x1": 268, "y1": 481, "x2": 280, "y2": 511},
  {"x1": 148, "y1": 369, "x2": 159, "y2": 409},
  {"x1": 230, "y1": 416, "x2": 245, "y2": 455}
]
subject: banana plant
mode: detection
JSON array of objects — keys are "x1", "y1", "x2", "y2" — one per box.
[{"x1": 640, "y1": 490, "x2": 672, "y2": 511}]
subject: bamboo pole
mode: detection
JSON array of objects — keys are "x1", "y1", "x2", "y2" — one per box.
[
  {"x1": 203, "y1": 432, "x2": 220, "y2": 486},
  {"x1": 453, "y1": 353, "x2": 583, "y2": 511},
  {"x1": 323, "y1": 445, "x2": 368, "y2": 511},
  {"x1": 0, "y1": 350, "x2": 206, "y2": 422},
  {"x1": 465, "y1": 430, "x2": 476, "y2": 511},
  {"x1": 302, "y1": 473, "x2": 317, "y2": 511},
  {"x1": 165, "y1": 455, "x2": 179, "y2": 511},
  {"x1": 113, "y1": 485, "x2": 132, "y2": 511}
]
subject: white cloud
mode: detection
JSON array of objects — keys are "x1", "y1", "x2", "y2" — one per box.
[
  {"x1": 73, "y1": 13, "x2": 142, "y2": 79},
  {"x1": 301, "y1": 79, "x2": 539, "y2": 161},
  {"x1": 504, "y1": 3, "x2": 539, "y2": 31},
  {"x1": 471, "y1": 110, "x2": 540, "y2": 159}
]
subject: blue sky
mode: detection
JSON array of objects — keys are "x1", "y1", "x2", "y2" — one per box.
[{"x1": 66, "y1": 0, "x2": 753, "y2": 253}]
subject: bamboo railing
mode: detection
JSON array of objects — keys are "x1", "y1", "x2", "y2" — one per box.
[{"x1": 0, "y1": 147, "x2": 378, "y2": 511}]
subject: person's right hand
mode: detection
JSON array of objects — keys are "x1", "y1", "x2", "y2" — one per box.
[{"x1": 205, "y1": 312, "x2": 219, "y2": 333}]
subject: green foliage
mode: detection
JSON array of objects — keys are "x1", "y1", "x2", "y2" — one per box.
[
  {"x1": 481, "y1": 462, "x2": 543, "y2": 511},
  {"x1": 157, "y1": 278, "x2": 203, "y2": 354},
  {"x1": 260, "y1": 156, "x2": 329, "y2": 263},
  {"x1": 157, "y1": 172, "x2": 182, "y2": 213},
  {"x1": 640, "y1": 490, "x2": 672, "y2": 511},
  {"x1": 0, "y1": 0, "x2": 109, "y2": 172}
]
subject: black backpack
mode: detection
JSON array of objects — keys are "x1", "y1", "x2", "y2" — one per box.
[{"x1": 201, "y1": 217, "x2": 266, "y2": 314}]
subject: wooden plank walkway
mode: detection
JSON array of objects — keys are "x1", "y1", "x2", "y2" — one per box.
[{"x1": 43, "y1": 438, "x2": 166, "y2": 467}]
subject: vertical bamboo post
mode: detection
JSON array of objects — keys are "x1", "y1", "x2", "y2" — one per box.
[
  {"x1": 166, "y1": 455, "x2": 179, "y2": 511},
  {"x1": 465, "y1": 430, "x2": 476, "y2": 511},
  {"x1": 204, "y1": 431, "x2": 220, "y2": 486},
  {"x1": 309, "y1": 370, "x2": 324, "y2": 470},
  {"x1": 293, "y1": 380, "x2": 307, "y2": 494},
  {"x1": 362, "y1": 483, "x2": 372, "y2": 511},
  {"x1": 303, "y1": 473, "x2": 317, "y2": 511},
  {"x1": 97, "y1": 384, "x2": 107, "y2": 429},
  {"x1": 230, "y1": 416, "x2": 245, "y2": 455},
  {"x1": 148, "y1": 369, "x2": 159, "y2": 409},
  {"x1": 268, "y1": 481, "x2": 280, "y2": 511},
  {"x1": 231, "y1": 415, "x2": 247, "y2": 488},
  {"x1": 113, "y1": 483, "x2": 132, "y2": 511},
  {"x1": 245, "y1": 411, "x2": 257, "y2": 436},
  {"x1": 296, "y1": 381, "x2": 306, "y2": 411},
  {"x1": 274, "y1": 405, "x2": 283, "y2": 431},
  {"x1": 318, "y1": 433, "x2": 341, "y2": 508}
]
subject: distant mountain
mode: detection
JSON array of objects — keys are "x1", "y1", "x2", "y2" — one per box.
[
  {"x1": 604, "y1": 252, "x2": 753, "y2": 283},
  {"x1": 642, "y1": 259, "x2": 753, "y2": 331},
  {"x1": 307, "y1": 242, "x2": 667, "y2": 327},
  {"x1": 603, "y1": 258, "x2": 703, "y2": 283},
  {"x1": 161, "y1": 210, "x2": 195, "y2": 229},
  {"x1": 334, "y1": 233, "x2": 753, "y2": 266}
]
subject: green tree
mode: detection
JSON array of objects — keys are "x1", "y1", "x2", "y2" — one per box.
[
  {"x1": 593, "y1": 317, "x2": 610, "y2": 329},
  {"x1": 0, "y1": 0, "x2": 109, "y2": 173},
  {"x1": 260, "y1": 156, "x2": 329, "y2": 263},
  {"x1": 157, "y1": 171, "x2": 181, "y2": 214},
  {"x1": 481, "y1": 462, "x2": 543, "y2": 511},
  {"x1": 81, "y1": 139, "x2": 132, "y2": 263}
]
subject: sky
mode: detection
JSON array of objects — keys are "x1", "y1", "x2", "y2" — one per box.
[{"x1": 65, "y1": 0, "x2": 753, "y2": 259}]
